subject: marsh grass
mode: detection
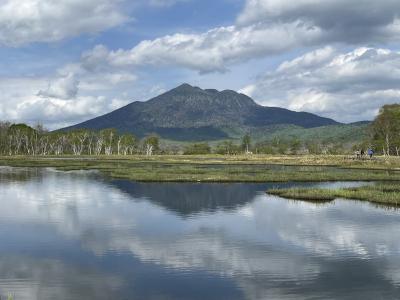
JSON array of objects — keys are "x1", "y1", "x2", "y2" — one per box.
[
  {"x1": 1, "y1": 155, "x2": 400, "y2": 183},
  {"x1": 0, "y1": 155, "x2": 400, "y2": 182},
  {"x1": 268, "y1": 183, "x2": 400, "y2": 205}
]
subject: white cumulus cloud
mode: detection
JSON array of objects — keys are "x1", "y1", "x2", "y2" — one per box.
[
  {"x1": 237, "y1": 0, "x2": 400, "y2": 45},
  {"x1": 0, "y1": 0, "x2": 128, "y2": 46},
  {"x1": 37, "y1": 73, "x2": 79, "y2": 100},
  {"x1": 240, "y1": 47, "x2": 400, "y2": 122},
  {"x1": 81, "y1": 23, "x2": 321, "y2": 73},
  {"x1": 74, "y1": 0, "x2": 400, "y2": 74}
]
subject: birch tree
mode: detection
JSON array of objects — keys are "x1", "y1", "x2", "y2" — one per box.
[{"x1": 371, "y1": 104, "x2": 400, "y2": 156}]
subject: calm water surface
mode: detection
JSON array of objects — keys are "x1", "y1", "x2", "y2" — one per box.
[{"x1": 0, "y1": 167, "x2": 399, "y2": 299}]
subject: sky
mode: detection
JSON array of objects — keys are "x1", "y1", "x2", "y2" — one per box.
[{"x1": 1, "y1": 0, "x2": 400, "y2": 129}]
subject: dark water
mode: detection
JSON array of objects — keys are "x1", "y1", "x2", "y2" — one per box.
[{"x1": 0, "y1": 167, "x2": 399, "y2": 300}]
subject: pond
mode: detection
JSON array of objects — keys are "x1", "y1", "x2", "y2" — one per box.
[{"x1": 0, "y1": 167, "x2": 399, "y2": 299}]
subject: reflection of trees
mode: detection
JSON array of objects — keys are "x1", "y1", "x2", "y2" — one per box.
[{"x1": 0, "y1": 167, "x2": 42, "y2": 183}]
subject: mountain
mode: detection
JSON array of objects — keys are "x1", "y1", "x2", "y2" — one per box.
[{"x1": 62, "y1": 83, "x2": 341, "y2": 141}]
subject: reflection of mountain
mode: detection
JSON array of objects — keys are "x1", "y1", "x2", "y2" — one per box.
[
  {"x1": 108, "y1": 180, "x2": 321, "y2": 216},
  {"x1": 109, "y1": 180, "x2": 268, "y2": 216}
]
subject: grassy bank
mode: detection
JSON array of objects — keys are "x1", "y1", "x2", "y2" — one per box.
[
  {"x1": 1, "y1": 155, "x2": 400, "y2": 183},
  {"x1": 268, "y1": 183, "x2": 400, "y2": 205}
]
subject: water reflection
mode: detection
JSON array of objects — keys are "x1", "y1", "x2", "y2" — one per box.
[
  {"x1": 0, "y1": 168, "x2": 399, "y2": 299},
  {"x1": 110, "y1": 180, "x2": 274, "y2": 216},
  {"x1": 108, "y1": 180, "x2": 367, "y2": 217}
]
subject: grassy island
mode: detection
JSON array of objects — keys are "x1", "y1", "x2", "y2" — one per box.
[{"x1": 268, "y1": 183, "x2": 400, "y2": 206}]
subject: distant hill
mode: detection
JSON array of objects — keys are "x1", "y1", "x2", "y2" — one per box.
[
  {"x1": 62, "y1": 84, "x2": 342, "y2": 141},
  {"x1": 252, "y1": 123, "x2": 370, "y2": 144}
]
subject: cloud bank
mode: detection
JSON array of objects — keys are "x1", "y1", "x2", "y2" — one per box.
[{"x1": 240, "y1": 47, "x2": 400, "y2": 122}]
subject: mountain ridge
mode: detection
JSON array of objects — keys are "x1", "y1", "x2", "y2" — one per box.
[{"x1": 61, "y1": 83, "x2": 341, "y2": 141}]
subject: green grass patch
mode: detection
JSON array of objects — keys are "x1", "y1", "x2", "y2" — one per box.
[{"x1": 268, "y1": 183, "x2": 400, "y2": 205}]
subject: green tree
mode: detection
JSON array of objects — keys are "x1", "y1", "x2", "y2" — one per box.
[
  {"x1": 242, "y1": 133, "x2": 251, "y2": 153},
  {"x1": 100, "y1": 128, "x2": 117, "y2": 155},
  {"x1": 0, "y1": 122, "x2": 10, "y2": 155},
  {"x1": 305, "y1": 141, "x2": 322, "y2": 155},
  {"x1": 184, "y1": 143, "x2": 211, "y2": 155},
  {"x1": 118, "y1": 133, "x2": 137, "y2": 155},
  {"x1": 68, "y1": 129, "x2": 89, "y2": 155},
  {"x1": 8, "y1": 123, "x2": 36, "y2": 155},
  {"x1": 143, "y1": 134, "x2": 160, "y2": 156},
  {"x1": 214, "y1": 140, "x2": 239, "y2": 155},
  {"x1": 289, "y1": 139, "x2": 302, "y2": 154},
  {"x1": 371, "y1": 104, "x2": 400, "y2": 156},
  {"x1": 257, "y1": 143, "x2": 276, "y2": 155},
  {"x1": 277, "y1": 142, "x2": 289, "y2": 154}
]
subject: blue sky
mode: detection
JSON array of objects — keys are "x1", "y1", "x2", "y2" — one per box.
[{"x1": 1, "y1": 0, "x2": 400, "y2": 128}]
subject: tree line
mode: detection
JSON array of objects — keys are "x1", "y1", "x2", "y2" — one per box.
[
  {"x1": 0, "y1": 104, "x2": 399, "y2": 156},
  {"x1": 0, "y1": 123, "x2": 159, "y2": 156}
]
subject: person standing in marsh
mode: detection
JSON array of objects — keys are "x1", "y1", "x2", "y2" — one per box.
[{"x1": 368, "y1": 148, "x2": 374, "y2": 159}]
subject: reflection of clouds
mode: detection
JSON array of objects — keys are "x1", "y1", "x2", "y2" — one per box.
[
  {"x1": 384, "y1": 261, "x2": 400, "y2": 287},
  {"x1": 0, "y1": 169, "x2": 138, "y2": 233},
  {"x1": 85, "y1": 228, "x2": 320, "y2": 279},
  {"x1": 0, "y1": 256, "x2": 122, "y2": 300},
  {"x1": 1, "y1": 169, "x2": 400, "y2": 298},
  {"x1": 249, "y1": 196, "x2": 372, "y2": 258}
]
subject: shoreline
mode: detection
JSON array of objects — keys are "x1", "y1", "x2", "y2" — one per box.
[{"x1": 2, "y1": 155, "x2": 400, "y2": 205}]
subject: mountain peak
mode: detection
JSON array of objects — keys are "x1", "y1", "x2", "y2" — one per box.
[
  {"x1": 160, "y1": 84, "x2": 258, "y2": 109},
  {"x1": 173, "y1": 83, "x2": 200, "y2": 92},
  {"x1": 176, "y1": 83, "x2": 193, "y2": 89},
  {"x1": 172, "y1": 84, "x2": 243, "y2": 98}
]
